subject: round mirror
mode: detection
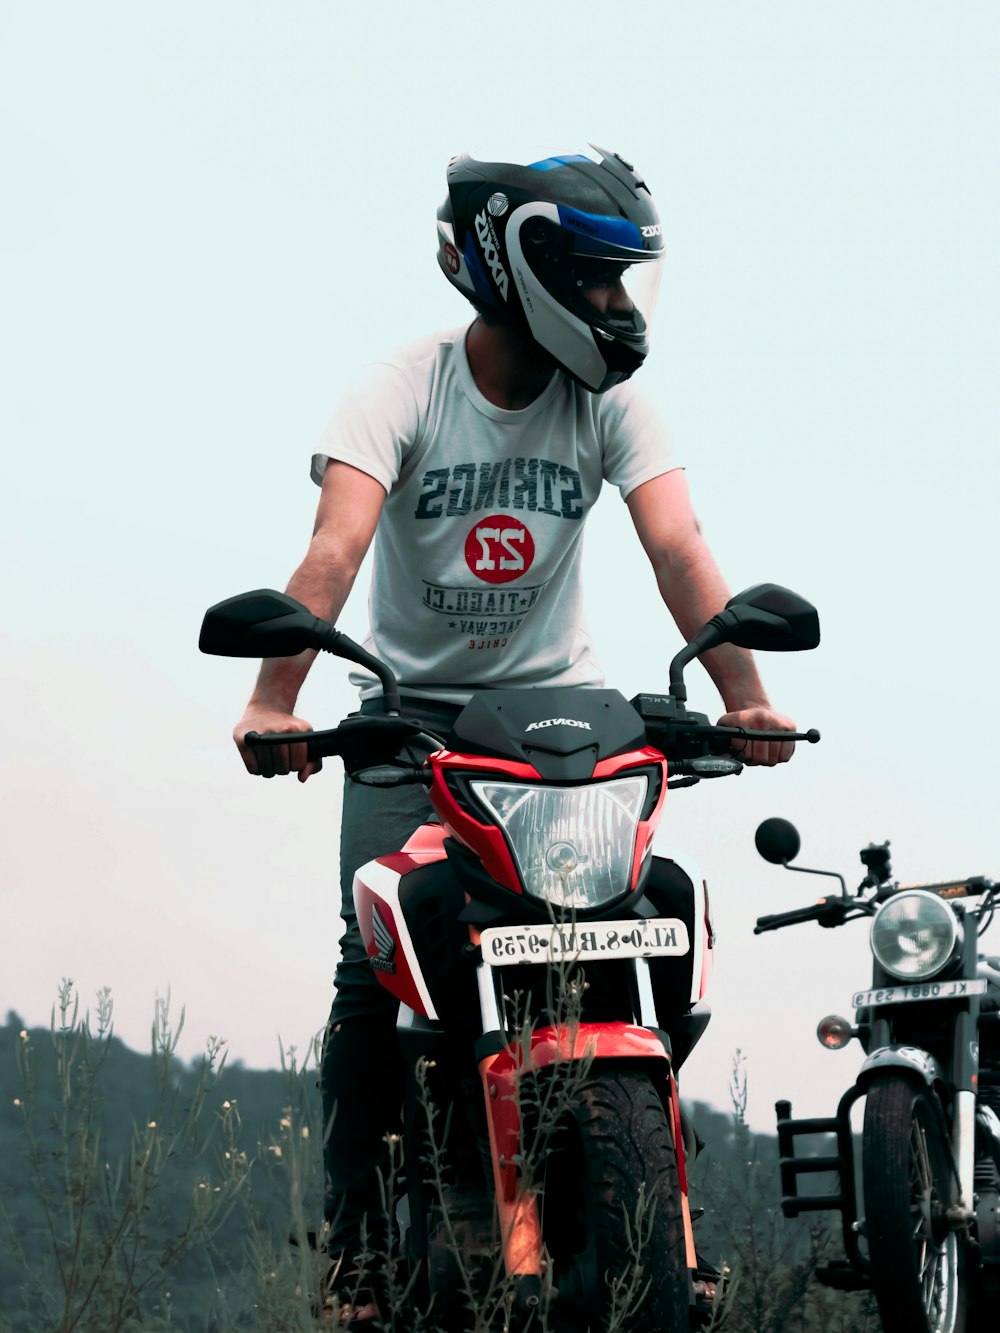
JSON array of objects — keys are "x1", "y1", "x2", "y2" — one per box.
[{"x1": 755, "y1": 817, "x2": 801, "y2": 865}]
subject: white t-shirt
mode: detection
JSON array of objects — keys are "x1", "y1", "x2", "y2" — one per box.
[{"x1": 312, "y1": 325, "x2": 680, "y2": 703}]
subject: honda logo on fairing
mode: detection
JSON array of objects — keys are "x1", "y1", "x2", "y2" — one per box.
[
  {"x1": 524, "y1": 718, "x2": 593, "y2": 733},
  {"x1": 371, "y1": 903, "x2": 397, "y2": 974},
  {"x1": 475, "y1": 210, "x2": 509, "y2": 300}
]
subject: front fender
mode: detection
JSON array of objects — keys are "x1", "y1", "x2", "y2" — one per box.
[
  {"x1": 856, "y1": 1044, "x2": 947, "y2": 1091},
  {"x1": 478, "y1": 1023, "x2": 674, "y2": 1203}
]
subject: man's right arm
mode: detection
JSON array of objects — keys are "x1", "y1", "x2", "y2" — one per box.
[{"x1": 233, "y1": 461, "x2": 386, "y2": 780}]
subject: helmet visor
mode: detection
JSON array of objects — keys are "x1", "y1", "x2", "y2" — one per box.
[
  {"x1": 568, "y1": 255, "x2": 663, "y2": 347},
  {"x1": 511, "y1": 205, "x2": 665, "y2": 389}
]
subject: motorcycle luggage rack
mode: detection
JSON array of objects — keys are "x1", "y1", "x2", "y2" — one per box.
[{"x1": 775, "y1": 1088, "x2": 870, "y2": 1278}]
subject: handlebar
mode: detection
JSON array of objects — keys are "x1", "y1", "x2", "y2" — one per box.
[
  {"x1": 755, "y1": 878, "x2": 997, "y2": 938},
  {"x1": 754, "y1": 897, "x2": 860, "y2": 935},
  {"x1": 243, "y1": 711, "x2": 820, "y2": 784},
  {"x1": 244, "y1": 714, "x2": 443, "y2": 772}
]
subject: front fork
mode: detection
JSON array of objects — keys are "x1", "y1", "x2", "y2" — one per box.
[
  {"x1": 950, "y1": 1005, "x2": 980, "y2": 1216},
  {"x1": 474, "y1": 957, "x2": 692, "y2": 1282}
]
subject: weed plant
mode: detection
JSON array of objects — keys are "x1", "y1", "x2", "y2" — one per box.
[
  {"x1": 0, "y1": 983, "x2": 326, "y2": 1332},
  {"x1": 687, "y1": 1050, "x2": 879, "y2": 1333},
  {"x1": 2, "y1": 991, "x2": 881, "y2": 1332}
]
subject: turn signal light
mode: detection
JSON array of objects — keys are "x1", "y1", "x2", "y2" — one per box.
[{"x1": 816, "y1": 1014, "x2": 853, "y2": 1050}]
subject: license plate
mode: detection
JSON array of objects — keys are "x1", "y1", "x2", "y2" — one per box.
[
  {"x1": 852, "y1": 979, "x2": 988, "y2": 1008},
  {"x1": 480, "y1": 918, "x2": 690, "y2": 967}
]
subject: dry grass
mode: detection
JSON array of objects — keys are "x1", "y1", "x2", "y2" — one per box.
[{"x1": 1, "y1": 988, "x2": 879, "y2": 1332}]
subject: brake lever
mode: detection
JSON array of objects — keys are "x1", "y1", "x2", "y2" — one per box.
[{"x1": 708, "y1": 725, "x2": 821, "y2": 744}]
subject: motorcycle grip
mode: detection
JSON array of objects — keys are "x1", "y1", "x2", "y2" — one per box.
[
  {"x1": 754, "y1": 914, "x2": 785, "y2": 934},
  {"x1": 244, "y1": 728, "x2": 338, "y2": 763},
  {"x1": 754, "y1": 903, "x2": 825, "y2": 935}
]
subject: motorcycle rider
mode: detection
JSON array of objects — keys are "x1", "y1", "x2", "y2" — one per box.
[{"x1": 232, "y1": 146, "x2": 796, "y2": 1326}]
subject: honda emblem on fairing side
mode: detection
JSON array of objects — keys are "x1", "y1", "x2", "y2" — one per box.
[{"x1": 371, "y1": 903, "x2": 397, "y2": 974}]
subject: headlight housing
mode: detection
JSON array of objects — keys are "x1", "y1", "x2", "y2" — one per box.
[
  {"x1": 469, "y1": 775, "x2": 647, "y2": 910},
  {"x1": 870, "y1": 890, "x2": 961, "y2": 981}
]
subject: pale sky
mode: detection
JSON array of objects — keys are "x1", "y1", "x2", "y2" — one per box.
[{"x1": 2, "y1": 1, "x2": 998, "y2": 1131}]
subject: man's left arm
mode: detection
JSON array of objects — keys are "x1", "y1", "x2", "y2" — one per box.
[{"x1": 626, "y1": 470, "x2": 795, "y2": 766}]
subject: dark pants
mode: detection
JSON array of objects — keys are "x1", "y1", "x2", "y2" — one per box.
[{"x1": 320, "y1": 698, "x2": 462, "y2": 1263}]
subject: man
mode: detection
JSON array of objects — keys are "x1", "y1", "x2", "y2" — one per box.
[{"x1": 233, "y1": 146, "x2": 794, "y2": 1325}]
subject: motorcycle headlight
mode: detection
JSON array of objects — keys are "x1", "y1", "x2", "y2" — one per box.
[
  {"x1": 870, "y1": 890, "x2": 961, "y2": 981},
  {"x1": 469, "y1": 776, "x2": 648, "y2": 910}
]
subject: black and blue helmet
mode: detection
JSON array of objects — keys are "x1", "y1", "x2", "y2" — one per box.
[{"x1": 437, "y1": 146, "x2": 664, "y2": 393}]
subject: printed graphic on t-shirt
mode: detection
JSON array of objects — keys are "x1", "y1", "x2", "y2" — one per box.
[
  {"x1": 412, "y1": 457, "x2": 579, "y2": 655},
  {"x1": 464, "y1": 515, "x2": 535, "y2": 583},
  {"x1": 421, "y1": 578, "x2": 549, "y2": 653},
  {"x1": 413, "y1": 457, "x2": 584, "y2": 522}
]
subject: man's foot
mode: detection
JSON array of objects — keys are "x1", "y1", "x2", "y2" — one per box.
[
  {"x1": 691, "y1": 1254, "x2": 726, "y2": 1327},
  {"x1": 318, "y1": 1262, "x2": 383, "y2": 1328},
  {"x1": 326, "y1": 1298, "x2": 381, "y2": 1328}
]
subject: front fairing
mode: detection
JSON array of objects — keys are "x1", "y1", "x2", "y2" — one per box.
[
  {"x1": 355, "y1": 834, "x2": 712, "y2": 1033},
  {"x1": 426, "y1": 686, "x2": 667, "y2": 909},
  {"x1": 429, "y1": 747, "x2": 666, "y2": 909}
]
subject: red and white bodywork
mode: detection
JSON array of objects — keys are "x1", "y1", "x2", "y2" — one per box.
[{"x1": 354, "y1": 728, "x2": 717, "y2": 1281}]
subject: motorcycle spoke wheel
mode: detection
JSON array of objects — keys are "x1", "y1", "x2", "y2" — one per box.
[
  {"x1": 863, "y1": 1075, "x2": 966, "y2": 1333},
  {"x1": 534, "y1": 1069, "x2": 688, "y2": 1333}
]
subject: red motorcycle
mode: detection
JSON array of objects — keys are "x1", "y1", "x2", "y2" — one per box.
[{"x1": 201, "y1": 583, "x2": 820, "y2": 1332}]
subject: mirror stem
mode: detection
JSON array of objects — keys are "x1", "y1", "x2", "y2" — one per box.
[
  {"x1": 320, "y1": 629, "x2": 401, "y2": 715},
  {"x1": 668, "y1": 621, "x2": 726, "y2": 704},
  {"x1": 783, "y1": 862, "x2": 849, "y2": 899}
]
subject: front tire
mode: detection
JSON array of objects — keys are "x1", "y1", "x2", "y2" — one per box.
[
  {"x1": 536, "y1": 1069, "x2": 688, "y2": 1333},
  {"x1": 863, "y1": 1075, "x2": 966, "y2": 1333}
]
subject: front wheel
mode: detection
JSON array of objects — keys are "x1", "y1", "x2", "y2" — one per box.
[
  {"x1": 863, "y1": 1075, "x2": 966, "y2": 1333},
  {"x1": 536, "y1": 1068, "x2": 688, "y2": 1333}
]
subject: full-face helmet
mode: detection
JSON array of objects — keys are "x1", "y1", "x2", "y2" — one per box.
[{"x1": 437, "y1": 146, "x2": 664, "y2": 393}]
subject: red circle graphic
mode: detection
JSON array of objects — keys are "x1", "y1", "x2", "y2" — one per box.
[
  {"x1": 464, "y1": 515, "x2": 536, "y2": 585},
  {"x1": 443, "y1": 243, "x2": 460, "y2": 274}
]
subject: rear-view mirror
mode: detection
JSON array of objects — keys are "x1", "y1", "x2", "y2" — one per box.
[
  {"x1": 668, "y1": 583, "x2": 819, "y2": 701},
  {"x1": 199, "y1": 590, "x2": 332, "y2": 658},
  {"x1": 720, "y1": 584, "x2": 820, "y2": 653},
  {"x1": 755, "y1": 817, "x2": 802, "y2": 866}
]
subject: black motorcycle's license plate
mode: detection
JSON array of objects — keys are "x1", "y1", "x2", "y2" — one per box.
[
  {"x1": 481, "y1": 918, "x2": 690, "y2": 966},
  {"x1": 852, "y1": 979, "x2": 988, "y2": 1008}
]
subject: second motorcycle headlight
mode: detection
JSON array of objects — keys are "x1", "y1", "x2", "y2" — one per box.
[
  {"x1": 870, "y1": 890, "x2": 961, "y2": 980},
  {"x1": 470, "y1": 776, "x2": 648, "y2": 910}
]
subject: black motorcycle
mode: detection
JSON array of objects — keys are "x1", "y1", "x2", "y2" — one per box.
[{"x1": 754, "y1": 819, "x2": 1000, "y2": 1333}]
